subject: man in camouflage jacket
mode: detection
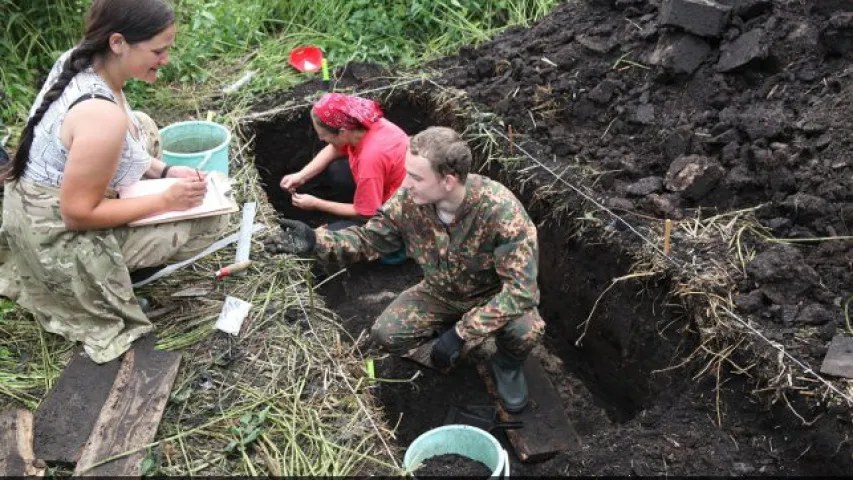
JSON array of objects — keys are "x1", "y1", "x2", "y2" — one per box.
[{"x1": 266, "y1": 126, "x2": 544, "y2": 412}]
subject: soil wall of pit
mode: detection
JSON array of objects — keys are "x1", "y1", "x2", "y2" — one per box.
[{"x1": 250, "y1": 87, "x2": 691, "y2": 420}]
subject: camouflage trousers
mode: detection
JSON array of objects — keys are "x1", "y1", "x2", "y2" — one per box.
[
  {"x1": 0, "y1": 112, "x2": 229, "y2": 364},
  {"x1": 370, "y1": 282, "x2": 545, "y2": 359}
]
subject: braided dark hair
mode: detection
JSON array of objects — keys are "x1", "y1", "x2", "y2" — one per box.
[{"x1": 6, "y1": 0, "x2": 174, "y2": 181}]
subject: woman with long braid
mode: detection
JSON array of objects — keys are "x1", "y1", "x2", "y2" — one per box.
[{"x1": 0, "y1": 0, "x2": 229, "y2": 363}]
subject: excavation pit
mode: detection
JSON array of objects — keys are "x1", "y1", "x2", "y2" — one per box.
[{"x1": 248, "y1": 84, "x2": 853, "y2": 475}]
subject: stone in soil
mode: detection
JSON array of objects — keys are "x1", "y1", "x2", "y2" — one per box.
[
  {"x1": 717, "y1": 0, "x2": 773, "y2": 20},
  {"x1": 664, "y1": 155, "x2": 726, "y2": 201},
  {"x1": 716, "y1": 28, "x2": 770, "y2": 72},
  {"x1": 821, "y1": 13, "x2": 853, "y2": 55},
  {"x1": 660, "y1": 0, "x2": 732, "y2": 38},
  {"x1": 648, "y1": 32, "x2": 711, "y2": 76},
  {"x1": 415, "y1": 454, "x2": 492, "y2": 478}
]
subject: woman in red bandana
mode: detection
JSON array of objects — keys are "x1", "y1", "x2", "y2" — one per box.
[{"x1": 279, "y1": 93, "x2": 408, "y2": 230}]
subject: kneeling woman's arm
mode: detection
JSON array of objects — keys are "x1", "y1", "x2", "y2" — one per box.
[{"x1": 59, "y1": 101, "x2": 206, "y2": 230}]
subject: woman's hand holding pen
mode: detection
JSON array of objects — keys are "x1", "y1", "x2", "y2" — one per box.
[
  {"x1": 162, "y1": 166, "x2": 207, "y2": 211},
  {"x1": 166, "y1": 165, "x2": 208, "y2": 181}
]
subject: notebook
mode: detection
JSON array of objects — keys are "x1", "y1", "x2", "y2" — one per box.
[{"x1": 118, "y1": 173, "x2": 238, "y2": 227}]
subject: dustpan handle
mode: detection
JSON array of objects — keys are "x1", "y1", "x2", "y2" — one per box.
[{"x1": 490, "y1": 421, "x2": 523, "y2": 432}]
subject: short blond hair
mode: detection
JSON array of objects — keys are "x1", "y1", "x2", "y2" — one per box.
[{"x1": 409, "y1": 127, "x2": 472, "y2": 183}]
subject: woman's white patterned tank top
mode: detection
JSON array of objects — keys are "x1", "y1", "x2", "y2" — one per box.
[{"x1": 22, "y1": 49, "x2": 152, "y2": 189}]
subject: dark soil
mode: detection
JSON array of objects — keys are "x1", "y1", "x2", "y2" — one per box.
[
  {"x1": 247, "y1": 0, "x2": 853, "y2": 475},
  {"x1": 434, "y1": 0, "x2": 853, "y2": 376},
  {"x1": 416, "y1": 453, "x2": 492, "y2": 478},
  {"x1": 311, "y1": 255, "x2": 853, "y2": 476}
]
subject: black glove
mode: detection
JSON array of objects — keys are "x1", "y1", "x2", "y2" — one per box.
[
  {"x1": 431, "y1": 327, "x2": 464, "y2": 368},
  {"x1": 264, "y1": 218, "x2": 316, "y2": 255}
]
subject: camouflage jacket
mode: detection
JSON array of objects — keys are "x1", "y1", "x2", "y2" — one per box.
[{"x1": 315, "y1": 174, "x2": 540, "y2": 339}]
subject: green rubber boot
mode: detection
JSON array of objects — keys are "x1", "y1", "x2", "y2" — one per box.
[{"x1": 489, "y1": 348, "x2": 528, "y2": 413}]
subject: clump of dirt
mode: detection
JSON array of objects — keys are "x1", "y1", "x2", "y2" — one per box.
[
  {"x1": 436, "y1": 0, "x2": 852, "y2": 408},
  {"x1": 415, "y1": 454, "x2": 492, "y2": 478}
]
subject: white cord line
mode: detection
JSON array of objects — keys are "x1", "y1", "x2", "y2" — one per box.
[
  {"x1": 719, "y1": 304, "x2": 853, "y2": 406},
  {"x1": 488, "y1": 126, "x2": 683, "y2": 268},
  {"x1": 242, "y1": 75, "x2": 850, "y2": 404},
  {"x1": 485, "y1": 125, "x2": 853, "y2": 405}
]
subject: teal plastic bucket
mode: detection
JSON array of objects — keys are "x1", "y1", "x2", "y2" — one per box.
[
  {"x1": 160, "y1": 121, "x2": 231, "y2": 175},
  {"x1": 403, "y1": 425, "x2": 509, "y2": 478}
]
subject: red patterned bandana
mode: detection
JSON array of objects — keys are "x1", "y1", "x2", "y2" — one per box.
[{"x1": 312, "y1": 93, "x2": 384, "y2": 130}]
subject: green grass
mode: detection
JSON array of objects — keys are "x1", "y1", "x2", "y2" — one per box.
[
  {"x1": 1, "y1": 0, "x2": 558, "y2": 146},
  {"x1": 0, "y1": 299, "x2": 72, "y2": 410}
]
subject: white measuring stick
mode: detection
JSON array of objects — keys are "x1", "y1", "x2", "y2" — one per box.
[
  {"x1": 132, "y1": 224, "x2": 265, "y2": 288},
  {"x1": 234, "y1": 202, "x2": 257, "y2": 275}
]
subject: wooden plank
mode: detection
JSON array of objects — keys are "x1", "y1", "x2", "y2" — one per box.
[
  {"x1": 34, "y1": 347, "x2": 122, "y2": 464},
  {"x1": 0, "y1": 408, "x2": 45, "y2": 476},
  {"x1": 477, "y1": 356, "x2": 580, "y2": 462},
  {"x1": 74, "y1": 335, "x2": 181, "y2": 477},
  {"x1": 820, "y1": 335, "x2": 853, "y2": 379}
]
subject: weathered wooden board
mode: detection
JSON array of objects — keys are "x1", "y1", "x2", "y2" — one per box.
[
  {"x1": 820, "y1": 335, "x2": 853, "y2": 379},
  {"x1": 477, "y1": 356, "x2": 580, "y2": 462},
  {"x1": 0, "y1": 408, "x2": 44, "y2": 476},
  {"x1": 74, "y1": 335, "x2": 181, "y2": 477},
  {"x1": 33, "y1": 347, "x2": 121, "y2": 464}
]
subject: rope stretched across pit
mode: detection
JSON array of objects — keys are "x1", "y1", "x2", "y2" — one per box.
[
  {"x1": 482, "y1": 124, "x2": 853, "y2": 407},
  {"x1": 239, "y1": 74, "x2": 853, "y2": 407}
]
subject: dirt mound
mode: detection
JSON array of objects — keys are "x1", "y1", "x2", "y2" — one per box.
[{"x1": 437, "y1": 0, "x2": 852, "y2": 398}]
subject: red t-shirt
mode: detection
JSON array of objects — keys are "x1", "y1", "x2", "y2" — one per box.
[{"x1": 341, "y1": 118, "x2": 408, "y2": 217}]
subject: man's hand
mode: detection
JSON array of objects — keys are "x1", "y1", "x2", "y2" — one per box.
[
  {"x1": 280, "y1": 172, "x2": 305, "y2": 192},
  {"x1": 264, "y1": 218, "x2": 317, "y2": 255},
  {"x1": 291, "y1": 192, "x2": 320, "y2": 211},
  {"x1": 430, "y1": 327, "x2": 464, "y2": 368}
]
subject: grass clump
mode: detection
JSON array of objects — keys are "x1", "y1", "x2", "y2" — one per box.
[
  {"x1": 0, "y1": 299, "x2": 73, "y2": 410},
  {"x1": 1, "y1": 0, "x2": 558, "y2": 142}
]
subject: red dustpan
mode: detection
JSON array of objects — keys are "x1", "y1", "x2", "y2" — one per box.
[{"x1": 289, "y1": 46, "x2": 324, "y2": 73}]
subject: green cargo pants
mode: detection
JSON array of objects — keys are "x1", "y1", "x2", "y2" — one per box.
[{"x1": 370, "y1": 282, "x2": 545, "y2": 359}]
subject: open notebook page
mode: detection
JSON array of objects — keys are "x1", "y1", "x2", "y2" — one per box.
[{"x1": 118, "y1": 174, "x2": 237, "y2": 227}]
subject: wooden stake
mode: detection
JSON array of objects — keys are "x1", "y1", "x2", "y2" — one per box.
[
  {"x1": 508, "y1": 125, "x2": 515, "y2": 155},
  {"x1": 664, "y1": 218, "x2": 672, "y2": 255}
]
